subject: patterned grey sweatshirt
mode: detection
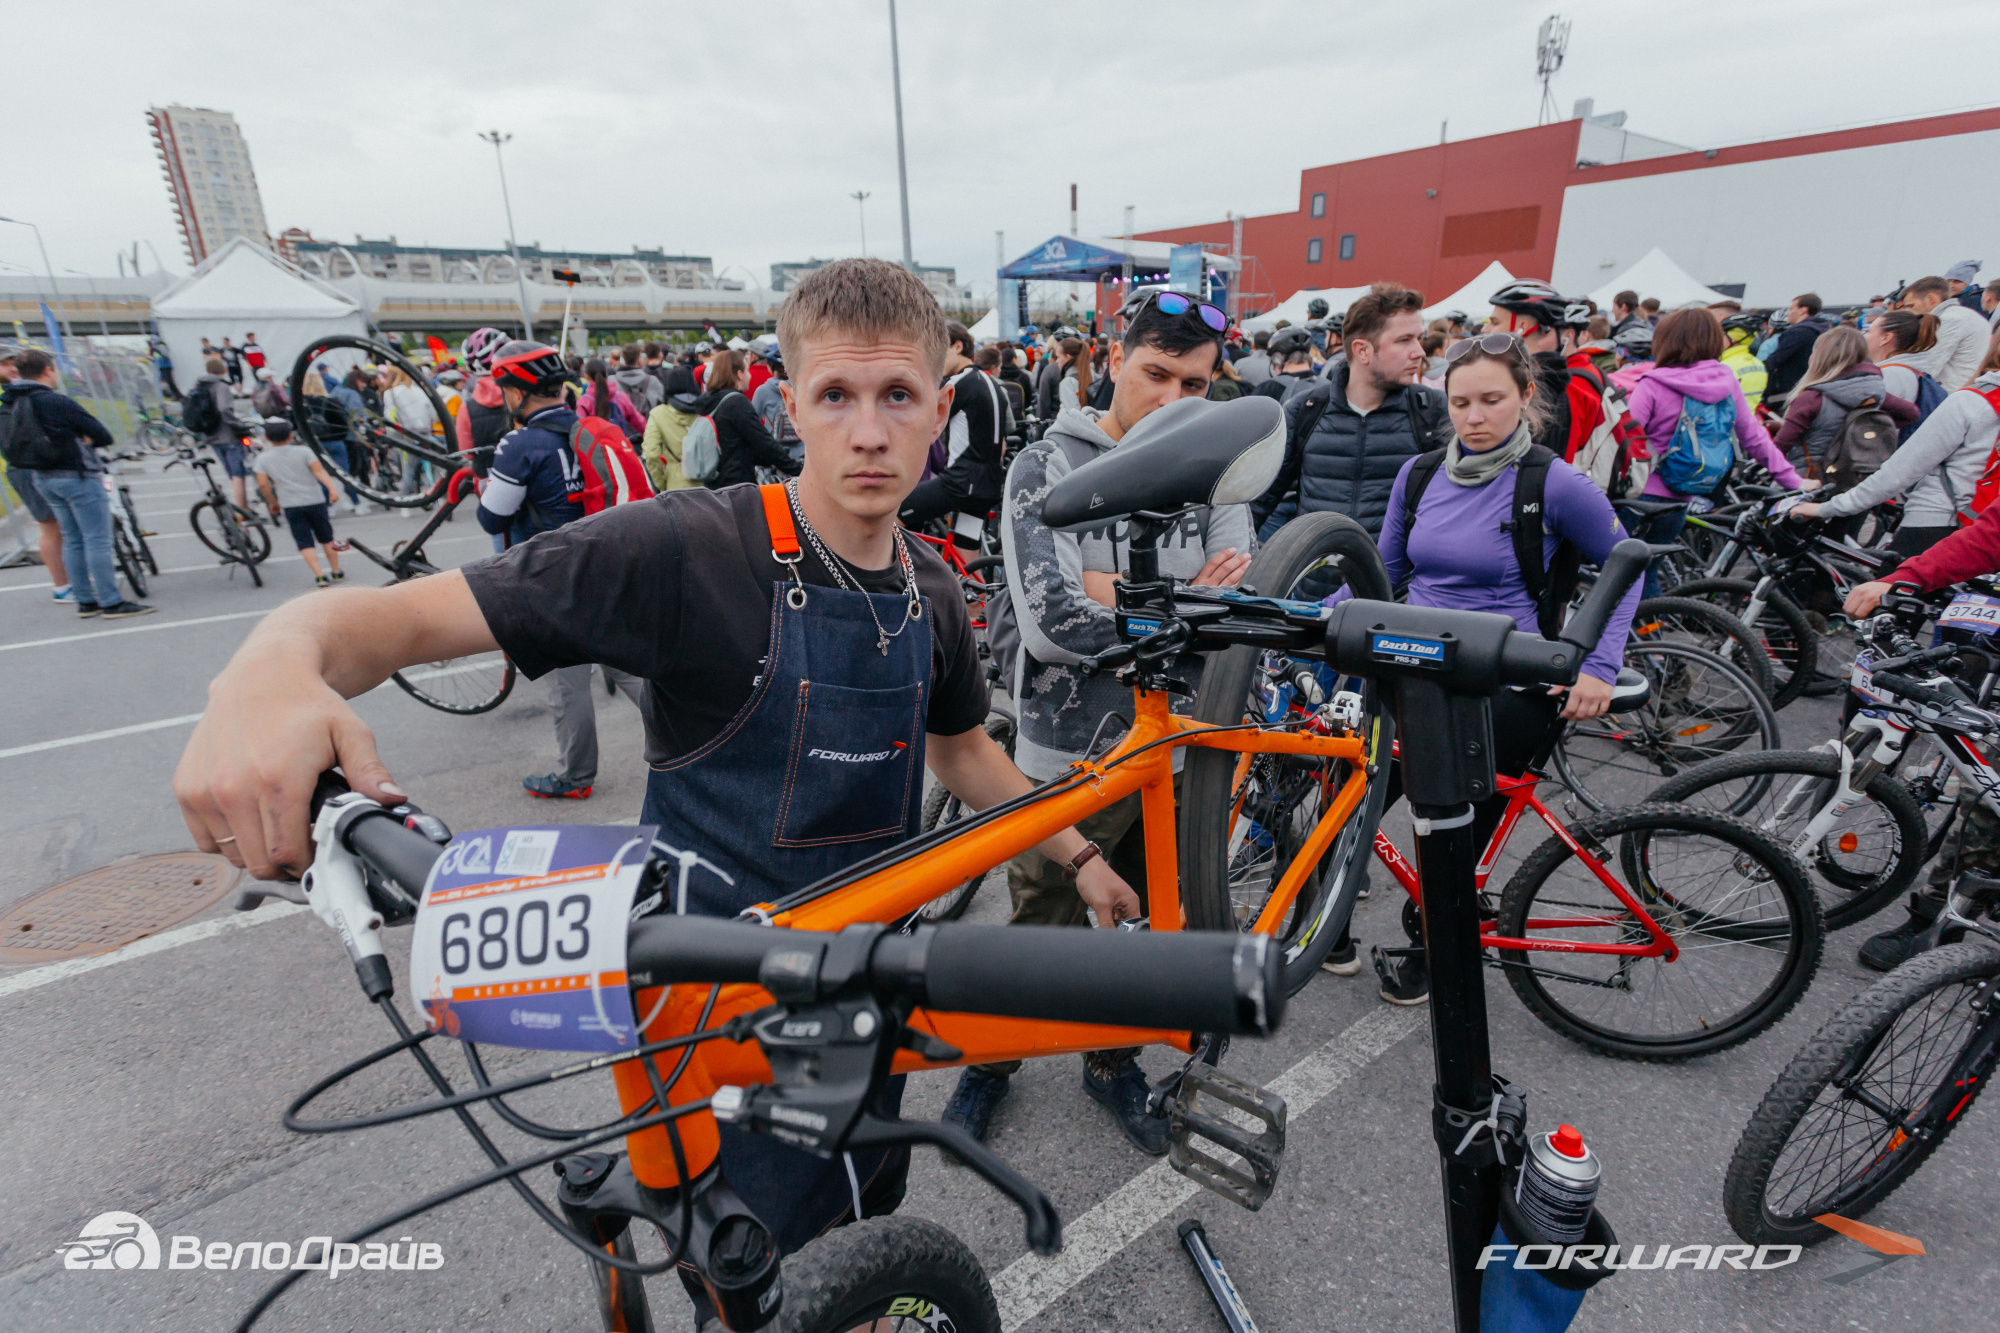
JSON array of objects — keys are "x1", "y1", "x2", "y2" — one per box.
[{"x1": 1000, "y1": 405, "x2": 1255, "y2": 780}]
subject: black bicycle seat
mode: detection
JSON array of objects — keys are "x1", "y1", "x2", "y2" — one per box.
[
  {"x1": 1041, "y1": 396, "x2": 1286, "y2": 531},
  {"x1": 1614, "y1": 498, "x2": 1688, "y2": 517},
  {"x1": 1607, "y1": 666, "x2": 1651, "y2": 714}
]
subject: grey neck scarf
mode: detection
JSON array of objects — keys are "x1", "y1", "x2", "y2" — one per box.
[{"x1": 1444, "y1": 422, "x2": 1535, "y2": 487}]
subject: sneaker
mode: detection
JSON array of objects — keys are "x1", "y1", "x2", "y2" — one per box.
[
  {"x1": 50, "y1": 584, "x2": 72, "y2": 602},
  {"x1": 315, "y1": 574, "x2": 330, "y2": 588},
  {"x1": 1082, "y1": 1062, "x2": 1171, "y2": 1156},
  {"x1": 940, "y1": 1067, "x2": 1010, "y2": 1143},
  {"x1": 99, "y1": 601, "x2": 157, "y2": 620},
  {"x1": 330, "y1": 569, "x2": 345, "y2": 582},
  {"x1": 1859, "y1": 896, "x2": 1940, "y2": 973},
  {"x1": 1372, "y1": 945, "x2": 1430, "y2": 1006},
  {"x1": 76, "y1": 602, "x2": 102, "y2": 619},
  {"x1": 523, "y1": 773, "x2": 593, "y2": 800},
  {"x1": 1322, "y1": 935, "x2": 1362, "y2": 976}
]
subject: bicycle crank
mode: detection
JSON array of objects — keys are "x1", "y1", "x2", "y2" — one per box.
[{"x1": 1167, "y1": 1062, "x2": 1286, "y2": 1211}]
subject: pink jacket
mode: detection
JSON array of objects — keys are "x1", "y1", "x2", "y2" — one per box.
[
  {"x1": 577, "y1": 382, "x2": 645, "y2": 433},
  {"x1": 1627, "y1": 360, "x2": 1801, "y2": 497}
]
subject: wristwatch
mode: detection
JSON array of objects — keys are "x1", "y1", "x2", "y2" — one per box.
[{"x1": 1061, "y1": 841, "x2": 1103, "y2": 881}]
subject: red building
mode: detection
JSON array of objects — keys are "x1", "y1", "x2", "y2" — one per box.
[{"x1": 1139, "y1": 106, "x2": 2000, "y2": 310}]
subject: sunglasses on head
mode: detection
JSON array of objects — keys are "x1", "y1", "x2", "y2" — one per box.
[
  {"x1": 1122, "y1": 289, "x2": 1229, "y2": 333},
  {"x1": 1444, "y1": 331, "x2": 1526, "y2": 363}
]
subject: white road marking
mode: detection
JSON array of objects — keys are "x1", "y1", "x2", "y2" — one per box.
[
  {"x1": 0, "y1": 607, "x2": 272, "y2": 653},
  {"x1": 0, "y1": 901, "x2": 308, "y2": 999},
  {"x1": 991, "y1": 1006, "x2": 1426, "y2": 1331},
  {"x1": 0, "y1": 714, "x2": 205, "y2": 760},
  {"x1": 0, "y1": 560, "x2": 256, "y2": 593}
]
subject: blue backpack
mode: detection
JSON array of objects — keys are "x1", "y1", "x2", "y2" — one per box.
[
  {"x1": 1900, "y1": 369, "x2": 1948, "y2": 444},
  {"x1": 1658, "y1": 393, "x2": 1736, "y2": 496}
]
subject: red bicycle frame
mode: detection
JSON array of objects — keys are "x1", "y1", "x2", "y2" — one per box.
[{"x1": 1372, "y1": 771, "x2": 1678, "y2": 960}]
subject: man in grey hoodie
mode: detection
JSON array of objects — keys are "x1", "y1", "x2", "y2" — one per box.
[
  {"x1": 938, "y1": 293, "x2": 1254, "y2": 1154},
  {"x1": 611, "y1": 343, "x2": 663, "y2": 417}
]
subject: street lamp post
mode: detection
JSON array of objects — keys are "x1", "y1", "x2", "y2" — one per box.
[
  {"x1": 0, "y1": 215, "x2": 72, "y2": 343},
  {"x1": 886, "y1": 0, "x2": 914, "y2": 268},
  {"x1": 476, "y1": 132, "x2": 535, "y2": 341},
  {"x1": 851, "y1": 191, "x2": 872, "y2": 257}
]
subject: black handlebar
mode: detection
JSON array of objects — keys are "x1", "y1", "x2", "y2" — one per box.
[
  {"x1": 308, "y1": 775, "x2": 1284, "y2": 1039},
  {"x1": 1561, "y1": 538, "x2": 1650, "y2": 658},
  {"x1": 1869, "y1": 670, "x2": 1975, "y2": 715}
]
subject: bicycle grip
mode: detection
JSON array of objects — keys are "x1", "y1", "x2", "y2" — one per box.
[
  {"x1": 343, "y1": 814, "x2": 445, "y2": 905},
  {"x1": 1562, "y1": 538, "x2": 1649, "y2": 655},
  {"x1": 1867, "y1": 671, "x2": 1972, "y2": 713},
  {"x1": 625, "y1": 914, "x2": 797, "y2": 987},
  {"x1": 911, "y1": 925, "x2": 1284, "y2": 1038}
]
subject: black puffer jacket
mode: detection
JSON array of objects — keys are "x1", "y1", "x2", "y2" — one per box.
[
  {"x1": 693, "y1": 386, "x2": 797, "y2": 488},
  {"x1": 1531, "y1": 351, "x2": 1573, "y2": 458},
  {"x1": 1250, "y1": 363, "x2": 1450, "y2": 541}
]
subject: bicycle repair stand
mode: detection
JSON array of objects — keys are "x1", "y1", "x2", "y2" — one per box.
[{"x1": 1322, "y1": 542, "x2": 1644, "y2": 1333}]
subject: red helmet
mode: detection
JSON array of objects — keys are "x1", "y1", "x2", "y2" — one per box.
[{"x1": 488, "y1": 340, "x2": 574, "y2": 397}]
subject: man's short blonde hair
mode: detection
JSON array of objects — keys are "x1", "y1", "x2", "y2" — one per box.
[{"x1": 776, "y1": 258, "x2": 948, "y2": 376}]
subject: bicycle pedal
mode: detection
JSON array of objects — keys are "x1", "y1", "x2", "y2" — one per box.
[{"x1": 1168, "y1": 1062, "x2": 1285, "y2": 1211}]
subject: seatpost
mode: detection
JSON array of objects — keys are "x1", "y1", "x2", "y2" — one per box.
[{"x1": 1392, "y1": 675, "x2": 1499, "y2": 1331}]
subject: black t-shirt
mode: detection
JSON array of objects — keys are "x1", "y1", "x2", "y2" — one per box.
[{"x1": 462, "y1": 485, "x2": 989, "y2": 764}]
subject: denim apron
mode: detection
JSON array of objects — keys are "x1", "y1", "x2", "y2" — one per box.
[{"x1": 641, "y1": 484, "x2": 929, "y2": 1254}]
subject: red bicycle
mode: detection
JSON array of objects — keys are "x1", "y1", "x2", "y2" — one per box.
[
  {"x1": 1359, "y1": 707, "x2": 1824, "y2": 1058},
  {"x1": 905, "y1": 512, "x2": 1004, "y2": 630}
]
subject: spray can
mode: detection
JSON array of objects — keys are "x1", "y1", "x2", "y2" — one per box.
[{"x1": 1515, "y1": 1123, "x2": 1600, "y2": 1245}]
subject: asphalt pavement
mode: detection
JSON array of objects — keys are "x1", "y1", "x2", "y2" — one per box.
[{"x1": 0, "y1": 457, "x2": 1988, "y2": 1332}]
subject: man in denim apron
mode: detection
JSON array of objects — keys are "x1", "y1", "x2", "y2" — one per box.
[{"x1": 176, "y1": 258, "x2": 1141, "y2": 1267}]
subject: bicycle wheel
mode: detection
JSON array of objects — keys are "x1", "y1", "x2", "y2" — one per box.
[
  {"x1": 289, "y1": 335, "x2": 454, "y2": 508},
  {"x1": 1183, "y1": 511, "x2": 1392, "y2": 996},
  {"x1": 1552, "y1": 643, "x2": 1779, "y2": 812},
  {"x1": 1494, "y1": 804, "x2": 1824, "y2": 1059},
  {"x1": 391, "y1": 654, "x2": 517, "y2": 715},
  {"x1": 1671, "y1": 577, "x2": 1819, "y2": 709},
  {"x1": 1650, "y1": 750, "x2": 1926, "y2": 930},
  {"x1": 915, "y1": 712, "x2": 1015, "y2": 922},
  {"x1": 1723, "y1": 939, "x2": 2000, "y2": 1246},
  {"x1": 774, "y1": 1215, "x2": 999, "y2": 1333},
  {"x1": 112, "y1": 521, "x2": 148, "y2": 599},
  {"x1": 1630, "y1": 596, "x2": 1776, "y2": 702}
]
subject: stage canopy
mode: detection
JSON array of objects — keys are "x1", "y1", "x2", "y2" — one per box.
[
  {"x1": 1241, "y1": 286, "x2": 1374, "y2": 335},
  {"x1": 152, "y1": 238, "x2": 365, "y2": 395},
  {"x1": 999, "y1": 236, "x2": 1240, "y2": 283}
]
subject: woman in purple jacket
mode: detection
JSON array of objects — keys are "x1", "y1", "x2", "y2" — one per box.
[
  {"x1": 1623, "y1": 308, "x2": 1809, "y2": 591},
  {"x1": 1325, "y1": 333, "x2": 1642, "y2": 1003}
]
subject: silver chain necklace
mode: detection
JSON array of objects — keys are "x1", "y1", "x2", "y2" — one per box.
[{"x1": 784, "y1": 480, "x2": 922, "y2": 655}]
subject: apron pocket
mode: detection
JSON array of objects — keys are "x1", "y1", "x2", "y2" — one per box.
[{"x1": 774, "y1": 679, "x2": 923, "y2": 848}]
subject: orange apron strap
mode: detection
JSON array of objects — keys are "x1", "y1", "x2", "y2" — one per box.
[{"x1": 759, "y1": 483, "x2": 800, "y2": 559}]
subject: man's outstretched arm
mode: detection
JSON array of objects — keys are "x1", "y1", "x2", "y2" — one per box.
[{"x1": 173, "y1": 571, "x2": 497, "y2": 881}]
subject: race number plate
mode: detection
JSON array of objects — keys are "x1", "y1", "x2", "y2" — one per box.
[
  {"x1": 1941, "y1": 594, "x2": 2000, "y2": 636},
  {"x1": 408, "y1": 824, "x2": 656, "y2": 1052},
  {"x1": 1849, "y1": 653, "x2": 1893, "y2": 708}
]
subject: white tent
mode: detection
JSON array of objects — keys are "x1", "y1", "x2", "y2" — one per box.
[
  {"x1": 151, "y1": 238, "x2": 366, "y2": 397},
  {"x1": 1421, "y1": 261, "x2": 1519, "y2": 323},
  {"x1": 966, "y1": 307, "x2": 1000, "y2": 342},
  {"x1": 1588, "y1": 248, "x2": 1734, "y2": 310},
  {"x1": 1241, "y1": 286, "x2": 1372, "y2": 335}
]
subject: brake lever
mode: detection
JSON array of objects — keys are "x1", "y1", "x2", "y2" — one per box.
[
  {"x1": 843, "y1": 1111, "x2": 1063, "y2": 1255},
  {"x1": 1079, "y1": 643, "x2": 1138, "y2": 679}
]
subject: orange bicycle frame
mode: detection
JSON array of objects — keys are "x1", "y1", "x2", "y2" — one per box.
[{"x1": 613, "y1": 683, "x2": 1369, "y2": 1186}]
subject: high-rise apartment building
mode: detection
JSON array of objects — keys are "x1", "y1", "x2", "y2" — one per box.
[{"x1": 146, "y1": 106, "x2": 272, "y2": 265}]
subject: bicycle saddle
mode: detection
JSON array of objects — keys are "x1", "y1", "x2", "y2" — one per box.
[
  {"x1": 1607, "y1": 666, "x2": 1651, "y2": 714},
  {"x1": 1041, "y1": 395, "x2": 1286, "y2": 531},
  {"x1": 1613, "y1": 498, "x2": 1688, "y2": 517}
]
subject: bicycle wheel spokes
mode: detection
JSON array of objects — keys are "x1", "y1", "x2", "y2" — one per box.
[
  {"x1": 1497, "y1": 809, "x2": 1821, "y2": 1057},
  {"x1": 1762, "y1": 978, "x2": 1986, "y2": 1222},
  {"x1": 290, "y1": 334, "x2": 454, "y2": 508},
  {"x1": 391, "y1": 654, "x2": 517, "y2": 715},
  {"x1": 1556, "y1": 644, "x2": 1777, "y2": 810}
]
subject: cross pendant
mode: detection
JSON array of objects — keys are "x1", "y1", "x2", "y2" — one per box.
[{"x1": 877, "y1": 633, "x2": 889, "y2": 656}]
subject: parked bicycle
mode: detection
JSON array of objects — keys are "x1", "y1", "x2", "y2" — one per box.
[
  {"x1": 102, "y1": 450, "x2": 158, "y2": 600},
  {"x1": 167, "y1": 442, "x2": 271, "y2": 587}
]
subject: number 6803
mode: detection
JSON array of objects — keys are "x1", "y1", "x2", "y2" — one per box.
[{"x1": 440, "y1": 894, "x2": 591, "y2": 974}]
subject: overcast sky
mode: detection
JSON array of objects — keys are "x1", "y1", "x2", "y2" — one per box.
[{"x1": 14, "y1": 0, "x2": 1999, "y2": 301}]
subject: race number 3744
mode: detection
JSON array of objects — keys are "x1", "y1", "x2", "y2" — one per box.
[{"x1": 408, "y1": 824, "x2": 657, "y2": 1053}]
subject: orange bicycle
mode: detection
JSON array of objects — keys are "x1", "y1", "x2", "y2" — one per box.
[{"x1": 233, "y1": 401, "x2": 1643, "y2": 1330}]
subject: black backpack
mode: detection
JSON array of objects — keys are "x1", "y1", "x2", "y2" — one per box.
[
  {"x1": 0, "y1": 392, "x2": 72, "y2": 470},
  {"x1": 1401, "y1": 444, "x2": 1579, "y2": 640},
  {"x1": 181, "y1": 382, "x2": 222, "y2": 436},
  {"x1": 1820, "y1": 406, "x2": 1899, "y2": 494}
]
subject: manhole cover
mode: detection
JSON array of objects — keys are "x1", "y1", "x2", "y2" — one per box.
[{"x1": 0, "y1": 853, "x2": 243, "y2": 964}]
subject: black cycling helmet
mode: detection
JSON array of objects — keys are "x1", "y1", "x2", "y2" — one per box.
[
  {"x1": 1721, "y1": 312, "x2": 1765, "y2": 335},
  {"x1": 1488, "y1": 279, "x2": 1569, "y2": 333},
  {"x1": 1325, "y1": 311, "x2": 1345, "y2": 336},
  {"x1": 488, "y1": 340, "x2": 576, "y2": 397},
  {"x1": 1613, "y1": 324, "x2": 1654, "y2": 357},
  {"x1": 1560, "y1": 300, "x2": 1594, "y2": 331},
  {"x1": 1269, "y1": 327, "x2": 1316, "y2": 361},
  {"x1": 1307, "y1": 297, "x2": 1330, "y2": 319}
]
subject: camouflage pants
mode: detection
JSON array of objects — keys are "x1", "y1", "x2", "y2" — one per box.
[
  {"x1": 973, "y1": 777, "x2": 1175, "y2": 1079},
  {"x1": 1923, "y1": 794, "x2": 2000, "y2": 902}
]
